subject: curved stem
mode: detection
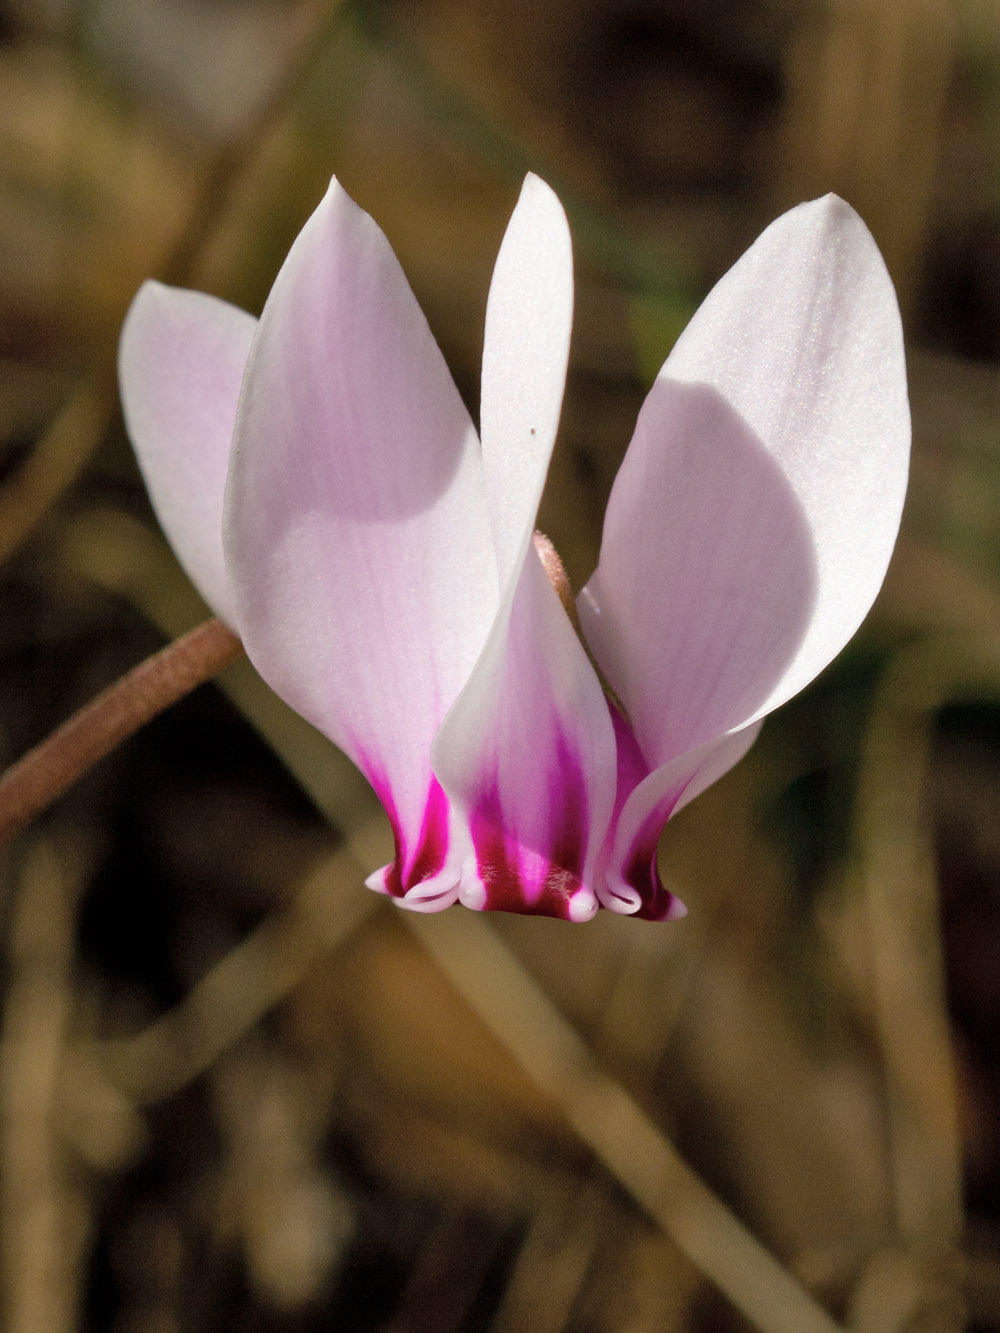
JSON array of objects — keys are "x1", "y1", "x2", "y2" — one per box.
[{"x1": 0, "y1": 619, "x2": 243, "y2": 847}]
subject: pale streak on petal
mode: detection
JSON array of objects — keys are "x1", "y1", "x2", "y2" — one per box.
[
  {"x1": 224, "y1": 179, "x2": 498, "y2": 901},
  {"x1": 119, "y1": 281, "x2": 255, "y2": 625}
]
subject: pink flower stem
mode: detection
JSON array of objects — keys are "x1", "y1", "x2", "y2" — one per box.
[{"x1": 0, "y1": 619, "x2": 243, "y2": 847}]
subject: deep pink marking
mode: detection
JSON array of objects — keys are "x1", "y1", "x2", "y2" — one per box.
[
  {"x1": 369, "y1": 771, "x2": 450, "y2": 898},
  {"x1": 607, "y1": 703, "x2": 682, "y2": 921},
  {"x1": 622, "y1": 831, "x2": 679, "y2": 921},
  {"x1": 609, "y1": 702, "x2": 648, "y2": 817},
  {"x1": 470, "y1": 734, "x2": 591, "y2": 920}
]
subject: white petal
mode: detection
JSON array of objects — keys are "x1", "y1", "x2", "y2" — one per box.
[
  {"x1": 581, "y1": 195, "x2": 909, "y2": 768},
  {"x1": 480, "y1": 174, "x2": 574, "y2": 588},
  {"x1": 431, "y1": 176, "x2": 616, "y2": 920},
  {"x1": 119, "y1": 281, "x2": 255, "y2": 624},
  {"x1": 580, "y1": 378, "x2": 817, "y2": 765},
  {"x1": 223, "y1": 179, "x2": 498, "y2": 899}
]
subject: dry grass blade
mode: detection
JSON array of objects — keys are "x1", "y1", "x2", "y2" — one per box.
[
  {"x1": 0, "y1": 836, "x2": 92, "y2": 1333},
  {"x1": 0, "y1": 1, "x2": 345, "y2": 571},
  {"x1": 405, "y1": 908, "x2": 845, "y2": 1333},
  {"x1": 782, "y1": 0, "x2": 954, "y2": 310},
  {"x1": 100, "y1": 824, "x2": 384, "y2": 1106},
  {"x1": 851, "y1": 634, "x2": 1000, "y2": 1298},
  {"x1": 0, "y1": 377, "x2": 113, "y2": 568},
  {"x1": 489, "y1": 1176, "x2": 608, "y2": 1333}
]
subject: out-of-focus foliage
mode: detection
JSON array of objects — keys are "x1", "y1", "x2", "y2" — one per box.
[{"x1": 1, "y1": 1, "x2": 999, "y2": 1330}]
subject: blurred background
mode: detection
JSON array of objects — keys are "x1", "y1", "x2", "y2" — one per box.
[{"x1": 1, "y1": 0, "x2": 999, "y2": 1329}]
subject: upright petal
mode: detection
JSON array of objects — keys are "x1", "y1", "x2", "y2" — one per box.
[
  {"x1": 581, "y1": 195, "x2": 909, "y2": 770},
  {"x1": 433, "y1": 177, "x2": 616, "y2": 921},
  {"x1": 223, "y1": 179, "x2": 499, "y2": 908},
  {"x1": 581, "y1": 379, "x2": 818, "y2": 767},
  {"x1": 119, "y1": 282, "x2": 256, "y2": 625},
  {"x1": 479, "y1": 173, "x2": 574, "y2": 586}
]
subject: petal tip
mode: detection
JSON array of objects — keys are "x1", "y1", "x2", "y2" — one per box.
[
  {"x1": 397, "y1": 870, "x2": 462, "y2": 913},
  {"x1": 119, "y1": 279, "x2": 173, "y2": 355},
  {"x1": 364, "y1": 866, "x2": 393, "y2": 896},
  {"x1": 457, "y1": 878, "x2": 487, "y2": 912},
  {"x1": 568, "y1": 889, "x2": 599, "y2": 923}
]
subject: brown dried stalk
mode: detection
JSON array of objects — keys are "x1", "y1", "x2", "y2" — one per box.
[{"x1": 0, "y1": 619, "x2": 243, "y2": 847}]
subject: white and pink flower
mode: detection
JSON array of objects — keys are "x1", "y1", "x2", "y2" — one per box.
[{"x1": 119, "y1": 175, "x2": 909, "y2": 921}]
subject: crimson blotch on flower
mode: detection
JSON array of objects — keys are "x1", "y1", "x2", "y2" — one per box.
[{"x1": 119, "y1": 176, "x2": 909, "y2": 921}]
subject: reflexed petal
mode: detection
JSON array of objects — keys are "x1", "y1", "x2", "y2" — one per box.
[
  {"x1": 434, "y1": 549, "x2": 616, "y2": 921},
  {"x1": 119, "y1": 281, "x2": 255, "y2": 624},
  {"x1": 581, "y1": 196, "x2": 909, "y2": 770},
  {"x1": 480, "y1": 174, "x2": 573, "y2": 588},
  {"x1": 672, "y1": 718, "x2": 763, "y2": 815},
  {"x1": 223, "y1": 179, "x2": 498, "y2": 903},
  {"x1": 597, "y1": 721, "x2": 762, "y2": 919}
]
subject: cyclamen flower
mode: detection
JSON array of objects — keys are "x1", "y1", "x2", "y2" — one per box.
[{"x1": 119, "y1": 176, "x2": 909, "y2": 921}]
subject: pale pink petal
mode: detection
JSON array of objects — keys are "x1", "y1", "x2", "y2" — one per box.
[
  {"x1": 480, "y1": 174, "x2": 573, "y2": 586},
  {"x1": 431, "y1": 181, "x2": 614, "y2": 919},
  {"x1": 223, "y1": 179, "x2": 498, "y2": 907},
  {"x1": 580, "y1": 379, "x2": 816, "y2": 766},
  {"x1": 433, "y1": 549, "x2": 616, "y2": 921},
  {"x1": 580, "y1": 196, "x2": 909, "y2": 772},
  {"x1": 119, "y1": 281, "x2": 255, "y2": 624}
]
